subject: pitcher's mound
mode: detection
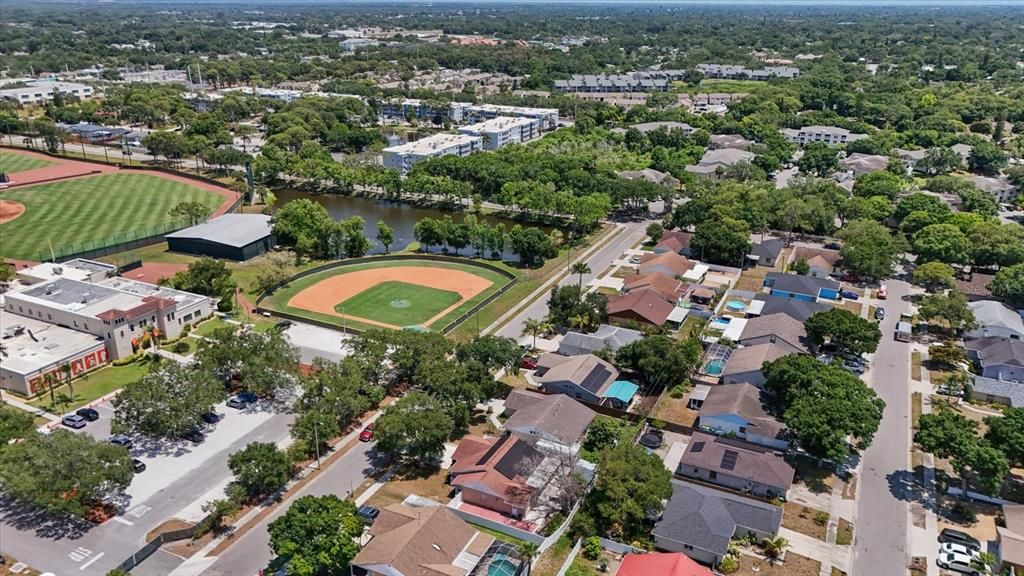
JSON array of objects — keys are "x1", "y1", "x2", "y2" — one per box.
[{"x1": 0, "y1": 199, "x2": 25, "y2": 224}]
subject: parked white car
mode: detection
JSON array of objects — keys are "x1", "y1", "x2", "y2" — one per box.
[
  {"x1": 940, "y1": 542, "x2": 980, "y2": 560},
  {"x1": 936, "y1": 551, "x2": 983, "y2": 575}
]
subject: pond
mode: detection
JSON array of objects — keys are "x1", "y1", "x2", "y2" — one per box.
[{"x1": 273, "y1": 188, "x2": 554, "y2": 260}]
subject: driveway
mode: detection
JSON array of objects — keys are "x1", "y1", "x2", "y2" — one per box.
[
  {"x1": 852, "y1": 280, "x2": 914, "y2": 576},
  {"x1": 0, "y1": 398, "x2": 295, "y2": 575}
]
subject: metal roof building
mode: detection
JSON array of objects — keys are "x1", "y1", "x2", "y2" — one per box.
[{"x1": 165, "y1": 214, "x2": 274, "y2": 261}]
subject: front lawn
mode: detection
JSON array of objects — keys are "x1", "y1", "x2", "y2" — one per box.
[
  {"x1": 782, "y1": 502, "x2": 830, "y2": 541},
  {"x1": 28, "y1": 361, "x2": 151, "y2": 413}
]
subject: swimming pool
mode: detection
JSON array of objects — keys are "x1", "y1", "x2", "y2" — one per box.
[
  {"x1": 704, "y1": 359, "x2": 726, "y2": 375},
  {"x1": 725, "y1": 300, "x2": 747, "y2": 312},
  {"x1": 710, "y1": 317, "x2": 731, "y2": 330},
  {"x1": 487, "y1": 555, "x2": 520, "y2": 576}
]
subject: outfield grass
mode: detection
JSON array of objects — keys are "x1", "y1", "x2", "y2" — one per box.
[
  {"x1": 263, "y1": 258, "x2": 513, "y2": 333},
  {"x1": 0, "y1": 173, "x2": 224, "y2": 260},
  {"x1": 0, "y1": 150, "x2": 55, "y2": 173},
  {"x1": 335, "y1": 280, "x2": 462, "y2": 327}
]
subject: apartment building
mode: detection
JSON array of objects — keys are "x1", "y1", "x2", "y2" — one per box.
[
  {"x1": 382, "y1": 133, "x2": 483, "y2": 175},
  {"x1": 0, "y1": 80, "x2": 95, "y2": 105},
  {"x1": 4, "y1": 270, "x2": 213, "y2": 362},
  {"x1": 457, "y1": 116, "x2": 542, "y2": 150},
  {"x1": 781, "y1": 125, "x2": 869, "y2": 146},
  {"x1": 697, "y1": 63, "x2": 801, "y2": 80},
  {"x1": 553, "y1": 74, "x2": 669, "y2": 93},
  {"x1": 378, "y1": 99, "x2": 559, "y2": 130},
  {"x1": 462, "y1": 103, "x2": 559, "y2": 131}
]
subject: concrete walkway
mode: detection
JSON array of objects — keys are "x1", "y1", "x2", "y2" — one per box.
[
  {"x1": 778, "y1": 527, "x2": 837, "y2": 576},
  {"x1": 908, "y1": 345, "x2": 940, "y2": 575},
  {"x1": 0, "y1": 391, "x2": 59, "y2": 423}
]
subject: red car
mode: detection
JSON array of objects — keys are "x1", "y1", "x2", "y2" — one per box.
[
  {"x1": 359, "y1": 423, "x2": 375, "y2": 442},
  {"x1": 520, "y1": 356, "x2": 539, "y2": 370}
]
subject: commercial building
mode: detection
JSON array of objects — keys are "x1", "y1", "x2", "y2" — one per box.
[
  {"x1": 458, "y1": 116, "x2": 543, "y2": 150},
  {"x1": 0, "y1": 80, "x2": 95, "y2": 105},
  {"x1": 781, "y1": 126, "x2": 869, "y2": 146},
  {"x1": 696, "y1": 63, "x2": 801, "y2": 80},
  {"x1": 382, "y1": 133, "x2": 483, "y2": 175},
  {"x1": 4, "y1": 266, "x2": 214, "y2": 363},
  {"x1": 0, "y1": 309, "x2": 107, "y2": 397},
  {"x1": 166, "y1": 214, "x2": 275, "y2": 261}
]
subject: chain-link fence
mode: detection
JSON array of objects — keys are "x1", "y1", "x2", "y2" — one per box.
[{"x1": 39, "y1": 219, "x2": 191, "y2": 262}]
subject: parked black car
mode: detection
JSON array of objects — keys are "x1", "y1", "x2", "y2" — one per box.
[
  {"x1": 132, "y1": 459, "x2": 147, "y2": 473},
  {"x1": 938, "y1": 528, "x2": 981, "y2": 551},
  {"x1": 357, "y1": 505, "x2": 380, "y2": 525},
  {"x1": 201, "y1": 411, "x2": 223, "y2": 425},
  {"x1": 76, "y1": 407, "x2": 100, "y2": 422},
  {"x1": 109, "y1": 435, "x2": 133, "y2": 449},
  {"x1": 181, "y1": 429, "x2": 206, "y2": 444},
  {"x1": 237, "y1": 391, "x2": 258, "y2": 404}
]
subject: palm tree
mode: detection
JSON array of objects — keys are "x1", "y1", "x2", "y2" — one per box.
[
  {"x1": 60, "y1": 362, "x2": 74, "y2": 404},
  {"x1": 571, "y1": 261, "x2": 591, "y2": 289},
  {"x1": 43, "y1": 372, "x2": 57, "y2": 408},
  {"x1": 762, "y1": 536, "x2": 788, "y2": 562},
  {"x1": 568, "y1": 314, "x2": 587, "y2": 331},
  {"x1": 941, "y1": 371, "x2": 971, "y2": 405},
  {"x1": 522, "y1": 318, "x2": 551, "y2": 350},
  {"x1": 519, "y1": 541, "x2": 539, "y2": 568}
]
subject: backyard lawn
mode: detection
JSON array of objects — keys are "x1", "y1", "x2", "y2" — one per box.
[
  {"x1": 0, "y1": 173, "x2": 224, "y2": 260},
  {"x1": 28, "y1": 361, "x2": 151, "y2": 413}
]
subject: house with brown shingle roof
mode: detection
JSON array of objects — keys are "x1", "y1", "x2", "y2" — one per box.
[
  {"x1": 653, "y1": 230, "x2": 694, "y2": 257},
  {"x1": 502, "y1": 390, "x2": 596, "y2": 451},
  {"x1": 351, "y1": 502, "x2": 497, "y2": 576},
  {"x1": 449, "y1": 434, "x2": 543, "y2": 518},
  {"x1": 622, "y1": 273, "x2": 689, "y2": 302},
  {"x1": 676, "y1": 432, "x2": 794, "y2": 498},
  {"x1": 638, "y1": 252, "x2": 695, "y2": 278},
  {"x1": 535, "y1": 353, "x2": 621, "y2": 406},
  {"x1": 791, "y1": 247, "x2": 842, "y2": 279},
  {"x1": 698, "y1": 383, "x2": 788, "y2": 449},
  {"x1": 607, "y1": 287, "x2": 677, "y2": 327}
]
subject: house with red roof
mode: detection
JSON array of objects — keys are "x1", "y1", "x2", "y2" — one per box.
[
  {"x1": 616, "y1": 552, "x2": 713, "y2": 576},
  {"x1": 449, "y1": 434, "x2": 544, "y2": 519}
]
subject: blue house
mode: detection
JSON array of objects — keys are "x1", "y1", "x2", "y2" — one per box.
[{"x1": 763, "y1": 272, "x2": 841, "y2": 301}]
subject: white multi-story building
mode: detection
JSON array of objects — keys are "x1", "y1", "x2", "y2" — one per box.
[
  {"x1": 463, "y1": 103, "x2": 559, "y2": 131},
  {"x1": 781, "y1": 125, "x2": 869, "y2": 146},
  {"x1": 4, "y1": 262, "x2": 214, "y2": 363},
  {"x1": 457, "y1": 116, "x2": 543, "y2": 150},
  {"x1": 382, "y1": 133, "x2": 483, "y2": 175},
  {"x1": 0, "y1": 80, "x2": 95, "y2": 105},
  {"x1": 378, "y1": 99, "x2": 559, "y2": 130}
]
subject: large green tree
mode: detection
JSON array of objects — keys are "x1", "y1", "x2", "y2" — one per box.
[
  {"x1": 112, "y1": 362, "x2": 224, "y2": 438},
  {"x1": 194, "y1": 327, "x2": 300, "y2": 397},
  {"x1": 912, "y1": 223, "x2": 971, "y2": 264},
  {"x1": 588, "y1": 443, "x2": 672, "y2": 540},
  {"x1": 168, "y1": 257, "x2": 237, "y2": 311},
  {"x1": 984, "y1": 408, "x2": 1024, "y2": 468},
  {"x1": 0, "y1": 430, "x2": 133, "y2": 516},
  {"x1": 763, "y1": 355, "x2": 885, "y2": 460},
  {"x1": 374, "y1": 392, "x2": 453, "y2": 464},
  {"x1": 804, "y1": 308, "x2": 882, "y2": 356},
  {"x1": 228, "y1": 442, "x2": 293, "y2": 499},
  {"x1": 852, "y1": 170, "x2": 903, "y2": 200},
  {"x1": 268, "y1": 495, "x2": 363, "y2": 576},
  {"x1": 798, "y1": 142, "x2": 839, "y2": 177},
  {"x1": 917, "y1": 292, "x2": 977, "y2": 333},
  {"x1": 615, "y1": 335, "x2": 701, "y2": 388},
  {"x1": 837, "y1": 219, "x2": 906, "y2": 279},
  {"x1": 0, "y1": 403, "x2": 36, "y2": 448},
  {"x1": 989, "y1": 263, "x2": 1024, "y2": 307},
  {"x1": 912, "y1": 262, "x2": 956, "y2": 291},
  {"x1": 691, "y1": 215, "x2": 751, "y2": 266}
]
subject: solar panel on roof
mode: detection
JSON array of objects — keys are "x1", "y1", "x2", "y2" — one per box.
[
  {"x1": 721, "y1": 450, "x2": 739, "y2": 471},
  {"x1": 495, "y1": 441, "x2": 539, "y2": 479},
  {"x1": 580, "y1": 366, "x2": 610, "y2": 393},
  {"x1": 691, "y1": 441, "x2": 705, "y2": 453}
]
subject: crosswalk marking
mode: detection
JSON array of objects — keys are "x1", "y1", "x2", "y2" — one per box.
[{"x1": 127, "y1": 504, "x2": 152, "y2": 518}]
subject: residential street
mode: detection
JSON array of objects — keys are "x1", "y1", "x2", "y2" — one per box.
[
  {"x1": 852, "y1": 279, "x2": 913, "y2": 576},
  {"x1": 0, "y1": 406, "x2": 294, "y2": 575},
  {"x1": 198, "y1": 440, "x2": 377, "y2": 576},
  {"x1": 493, "y1": 220, "x2": 650, "y2": 341}
]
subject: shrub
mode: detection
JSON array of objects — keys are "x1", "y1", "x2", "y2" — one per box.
[
  {"x1": 668, "y1": 385, "x2": 687, "y2": 399},
  {"x1": 172, "y1": 341, "x2": 190, "y2": 354},
  {"x1": 813, "y1": 511, "x2": 830, "y2": 526},
  {"x1": 540, "y1": 512, "x2": 566, "y2": 537},
  {"x1": 583, "y1": 536, "x2": 603, "y2": 560},
  {"x1": 718, "y1": 554, "x2": 740, "y2": 574}
]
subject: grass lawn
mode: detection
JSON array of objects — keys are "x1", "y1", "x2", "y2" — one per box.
[
  {"x1": 167, "y1": 337, "x2": 201, "y2": 356},
  {"x1": 911, "y1": 351, "x2": 922, "y2": 381},
  {"x1": 533, "y1": 536, "x2": 574, "y2": 576},
  {"x1": 1, "y1": 150, "x2": 55, "y2": 173},
  {"x1": 192, "y1": 317, "x2": 237, "y2": 337},
  {"x1": 28, "y1": 361, "x2": 151, "y2": 413},
  {"x1": 734, "y1": 552, "x2": 821, "y2": 576},
  {"x1": 836, "y1": 518, "x2": 854, "y2": 545},
  {"x1": 654, "y1": 395, "x2": 699, "y2": 427},
  {"x1": 336, "y1": 281, "x2": 462, "y2": 327},
  {"x1": 264, "y1": 258, "x2": 512, "y2": 333},
  {"x1": 912, "y1": 392, "x2": 923, "y2": 429},
  {"x1": 782, "y1": 502, "x2": 830, "y2": 541},
  {"x1": 0, "y1": 173, "x2": 224, "y2": 260},
  {"x1": 365, "y1": 465, "x2": 453, "y2": 509},
  {"x1": 469, "y1": 523, "x2": 532, "y2": 550}
]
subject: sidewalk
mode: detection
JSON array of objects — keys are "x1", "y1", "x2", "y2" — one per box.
[
  {"x1": 778, "y1": 527, "x2": 837, "y2": 576},
  {"x1": 908, "y1": 344, "x2": 940, "y2": 575},
  {"x1": 0, "y1": 390, "x2": 59, "y2": 423}
]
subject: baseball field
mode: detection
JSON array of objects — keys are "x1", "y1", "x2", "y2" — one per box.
[
  {"x1": 262, "y1": 259, "x2": 514, "y2": 332},
  {"x1": 0, "y1": 149, "x2": 55, "y2": 173}
]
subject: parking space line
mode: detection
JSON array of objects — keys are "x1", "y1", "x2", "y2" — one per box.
[
  {"x1": 111, "y1": 516, "x2": 134, "y2": 526},
  {"x1": 79, "y1": 552, "x2": 104, "y2": 571}
]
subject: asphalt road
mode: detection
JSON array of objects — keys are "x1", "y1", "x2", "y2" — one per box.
[
  {"x1": 0, "y1": 403, "x2": 294, "y2": 575},
  {"x1": 199, "y1": 440, "x2": 377, "y2": 576},
  {"x1": 852, "y1": 280, "x2": 914, "y2": 576},
  {"x1": 494, "y1": 220, "x2": 650, "y2": 341}
]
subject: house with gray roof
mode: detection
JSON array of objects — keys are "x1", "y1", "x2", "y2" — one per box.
[
  {"x1": 748, "y1": 239, "x2": 784, "y2": 268},
  {"x1": 166, "y1": 214, "x2": 274, "y2": 261},
  {"x1": 557, "y1": 324, "x2": 644, "y2": 356},
  {"x1": 840, "y1": 153, "x2": 889, "y2": 176},
  {"x1": 753, "y1": 295, "x2": 829, "y2": 322},
  {"x1": 698, "y1": 383, "x2": 788, "y2": 449},
  {"x1": 534, "y1": 353, "x2": 630, "y2": 408},
  {"x1": 709, "y1": 134, "x2": 753, "y2": 150},
  {"x1": 738, "y1": 313, "x2": 809, "y2": 354},
  {"x1": 968, "y1": 175, "x2": 1019, "y2": 204},
  {"x1": 966, "y1": 301, "x2": 1024, "y2": 341},
  {"x1": 653, "y1": 479, "x2": 783, "y2": 566},
  {"x1": 720, "y1": 343, "x2": 792, "y2": 387},
  {"x1": 965, "y1": 337, "x2": 1024, "y2": 383},
  {"x1": 763, "y1": 271, "x2": 841, "y2": 301},
  {"x1": 617, "y1": 168, "x2": 679, "y2": 189},
  {"x1": 971, "y1": 376, "x2": 1024, "y2": 408},
  {"x1": 676, "y1": 432, "x2": 794, "y2": 498},
  {"x1": 685, "y1": 148, "x2": 756, "y2": 179},
  {"x1": 501, "y1": 389, "x2": 596, "y2": 451}
]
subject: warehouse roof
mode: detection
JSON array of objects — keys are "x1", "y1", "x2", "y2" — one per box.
[{"x1": 166, "y1": 214, "x2": 273, "y2": 248}]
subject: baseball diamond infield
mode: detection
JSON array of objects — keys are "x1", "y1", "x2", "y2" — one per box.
[{"x1": 264, "y1": 259, "x2": 513, "y2": 332}]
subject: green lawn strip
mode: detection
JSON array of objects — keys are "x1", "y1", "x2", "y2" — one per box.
[
  {"x1": 262, "y1": 259, "x2": 512, "y2": 331},
  {"x1": 336, "y1": 281, "x2": 462, "y2": 327},
  {"x1": 192, "y1": 317, "x2": 237, "y2": 337},
  {"x1": 165, "y1": 336, "x2": 201, "y2": 356},
  {"x1": 28, "y1": 361, "x2": 151, "y2": 413},
  {"x1": 467, "y1": 522, "x2": 533, "y2": 549},
  {"x1": 0, "y1": 173, "x2": 223, "y2": 260},
  {"x1": 0, "y1": 150, "x2": 55, "y2": 172}
]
